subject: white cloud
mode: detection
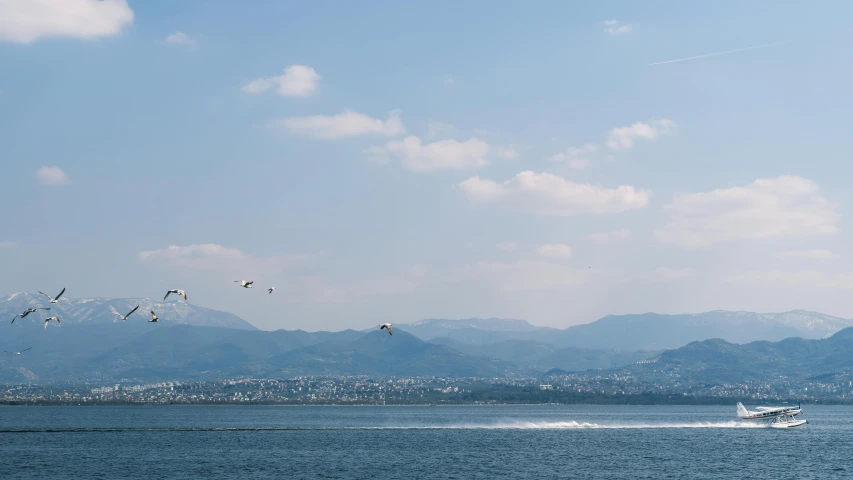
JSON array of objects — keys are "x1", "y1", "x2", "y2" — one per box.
[
  {"x1": 426, "y1": 121, "x2": 455, "y2": 139},
  {"x1": 410, "y1": 264, "x2": 428, "y2": 277},
  {"x1": 458, "y1": 171, "x2": 651, "y2": 216},
  {"x1": 656, "y1": 176, "x2": 839, "y2": 248},
  {"x1": 137, "y1": 243, "x2": 307, "y2": 276},
  {"x1": 536, "y1": 244, "x2": 573, "y2": 259},
  {"x1": 496, "y1": 241, "x2": 518, "y2": 252},
  {"x1": 460, "y1": 260, "x2": 586, "y2": 292},
  {"x1": 0, "y1": 241, "x2": 17, "y2": 249},
  {"x1": 366, "y1": 135, "x2": 489, "y2": 172},
  {"x1": 586, "y1": 228, "x2": 631, "y2": 243},
  {"x1": 495, "y1": 145, "x2": 520, "y2": 160},
  {"x1": 655, "y1": 267, "x2": 696, "y2": 280},
  {"x1": 35, "y1": 166, "x2": 69, "y2": 186},
  {"x1": 164, "y1": 31, "x2": 196, "y2": 48},
  {"x1": 0, "y1": 0, "x2": 134, "y2": 44},
  {"x1": 549, "y1": 144, "x2": 597, "y2": 170},
  {"x1": 606, "y1": 119, "x2": 675, "y2": 150},
  {"x1": 242, "y1": 65, "x2": 320, "y2": 97},
  {"x1": 602, "y1": 19, "x2": 634, "y2": 36},
  {"x1": 276, "y1": 109, "x2": 405, "y2": 140},
  {"x1": 780, "y1": 249, "x2": 838, "y2": 261}
]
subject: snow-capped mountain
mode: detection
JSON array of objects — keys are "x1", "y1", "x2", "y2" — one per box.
[{"x1": 1, "y1": 293, "x2": 257, "y2": 330}]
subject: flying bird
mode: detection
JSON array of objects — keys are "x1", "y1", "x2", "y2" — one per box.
[
  {"x1": 44, "y1": 316, "x2": 60, "y2": 329},
  {"x1": 235, "y1": 280, "x2": 254, "y2": 288},
  {"x1": 6, "y1": 347, "x2": 32, "y2": 356},
  {"x1": 164, "y1": 289, "x2": 187, "y2": 301},
  {"x1": 268, "y1": 287, "x2": 276, "y2": 294},
  {"x1": 113, "y1": 305, "x2": 139, "y2": 321},
  {"x1": 11, "y1": 307, "x2": 50, "y2": 324},
  {"x1": 379, "y1": 323, "x2": 393, "y2": 336},
  {"x1": 149, "y1": 311, "x2": 159, "y2": 323},
  {"x1": 38, "y1": 287, "x2": 66, "y2": 304}
]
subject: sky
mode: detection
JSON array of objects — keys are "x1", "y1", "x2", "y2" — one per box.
[{"x1": 2, "y1": 0, "x2": 853, "y2": 331}]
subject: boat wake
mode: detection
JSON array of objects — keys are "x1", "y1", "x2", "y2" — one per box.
[
  {"x1": 425, "y1": 420, "x2": 767, "y2": 429},
  {"x1": 0, "y1": 421, "x2": 766, "y2": 433}
]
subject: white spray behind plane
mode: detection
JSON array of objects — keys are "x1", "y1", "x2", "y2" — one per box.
[{"x1": 737, "y1": 402, "x2": 808, "y2": 428}]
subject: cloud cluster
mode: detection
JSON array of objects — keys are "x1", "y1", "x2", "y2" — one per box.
[
  {"x1": 458, "y1": 171, "x2": 651, "y2": 216},
  {"x1": 655, "y1": 176, "x2": 839, "y2": 247},
  {"x1": 549, "y1": 144, "x2": 597, "y2": 170},
  {"x1": 164, "y1": 31, "x2": 196, "y2": 48},
  {"x1": 0, "y1": 0, "x2": 134, "y2": 44},
  {"x1": 366, "y1": 136, "x2": 489, "y2": 171},
  {"x1": 242, "y1": 65, "x2": 321, "y2": 97},
  {"x1": 0, "y1": 241, "x2": 17, "y2": 249},
  {"x1": 276, "y1": 109, "x2": 405, "y2": 139},
  {"x1": 603, "y1": 19, "x2": 633, "y2": 36},
  {"x1": 536, "y1": 244, "x2": 573, "y2": 259},
  {"x1": 607, "y1": 119, "x2": 676, "y2": 150},
  {"x1": 35, "y1": 166, "x2": 70, "y2": 186}
]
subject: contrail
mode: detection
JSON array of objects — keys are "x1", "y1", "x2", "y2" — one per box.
[{"x1": 649, "y1": 40, "x2": 791, "y2": 66}]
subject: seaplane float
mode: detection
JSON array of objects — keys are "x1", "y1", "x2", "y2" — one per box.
[{"x1": 737, "y1": 402, "x2": 807, "y2": 428}]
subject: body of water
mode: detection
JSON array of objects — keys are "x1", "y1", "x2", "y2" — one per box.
[{"x1": 1, "y1": 404, "x2": 850, "y2": 478}]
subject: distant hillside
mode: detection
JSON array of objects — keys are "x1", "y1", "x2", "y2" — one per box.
[
  {"x1": 399, "y1": 311, "x2": 853, "y2": 351},
  {"x1": 430, "y1": 338, "x2": 656, "y2": 372},
  {"x1": 1, "y1": 293, "x2": 257, "y2": 330},
  {"x1": 0, "y1": 324, "x2": 364, "y2": 383},
  {"x1": 551, "y1": 310, "x2": 853, "y2": 350},
  {"x1": 619, "y1": 327, "x2": 853, "y2": 384}
]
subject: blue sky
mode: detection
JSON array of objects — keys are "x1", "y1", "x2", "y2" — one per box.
[{"x1": 2, "y1": 0, "x2": 853, "y2": 330}]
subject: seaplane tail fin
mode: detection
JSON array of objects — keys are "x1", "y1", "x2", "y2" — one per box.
[{"x1": 737, "y1": 402, "x2": 750, "y2": 418}]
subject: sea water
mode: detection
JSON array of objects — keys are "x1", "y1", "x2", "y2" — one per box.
[{"x1": 1, "y1": 405, "x2": 850, "y2": 479}]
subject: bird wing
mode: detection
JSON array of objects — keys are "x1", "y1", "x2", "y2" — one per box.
[
  {"x1": 54, "y1": 287, "x2": 66, "y2": 300},
  {"x1": 246, "y1": 281, "x2": 253, "y2": 286},
  {"x1": 126, "y1": 305, "x2": 140, "y2": 318},
  {"x1": 179, "y1": 290, "x2": 187, "y2": 300},
  {"x1": 38, "y1": 291, "x2": 53, "y2": 301},
  {"x1": 40, "y1": 307, "x2": 51, "y2": 311},
  {"x1": 21, "y1": 347, "x2": 32, "y2": 353},
  {"x1": 164, "y1": 291, "x2": 172, "y2": 301},
  {"x1": 388, "y1": 326, "x2": 393, "y2": 336},
  {"x1": 56, "y1": 317, "x2": 60, "y2": 324},
  {"x1": 44, "y1": 319, "x2": 49, "y2": 329},
  {"x1": 11, "y1": 316, "x2": 16, "y2": 324}
]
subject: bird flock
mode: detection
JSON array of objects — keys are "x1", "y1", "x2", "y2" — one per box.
[{"x1": 7, "y1": 279, "x2": 393, "y2": 357}]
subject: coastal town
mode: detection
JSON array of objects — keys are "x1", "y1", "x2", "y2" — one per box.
[{"x1": 3, "y1": 373, "x2": 853, "y2": 405}]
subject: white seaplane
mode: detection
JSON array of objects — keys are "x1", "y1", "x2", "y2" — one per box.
[{"x1": 737, "y1": 402, "x2": 807, "y2": 428}]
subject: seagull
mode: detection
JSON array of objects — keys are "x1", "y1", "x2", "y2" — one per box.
[
  {"x1": 379, "y1": 323, "x2": 393, "y2": 336},
  {"x1": 38, "y1": 287, "x2": 66, "y2": 304},
  {"x1": 11, "y1": 307, "x2": 50, "y2": 324},
  {"x1": 149, "y1": 310, "x2": 159, "y2": 323},
  {"x1": 164, "y1": 289, "x2": 187, "y2": 301},
  {"x1": 235, "y1": 280, "x2": 254, "y2": 288},
  {"x1": 113, "y1": 305, "x2": 139, "y2": 321},
  {"x1": 268, "y1": 287, "x2": 276, "y2": 294},
  {"x1": 6, "y1": 347, "x2": 32, "y2": 356},
  {"x1": 44, "y1": 316, "x2": 60, "y2": 329}
]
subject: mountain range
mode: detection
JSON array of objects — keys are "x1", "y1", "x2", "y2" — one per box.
[
  {"x1": 3, "y1": 292, "x2": 853, "y2": 384},
  {"x1": 399, "y1": 310, "x2": 853, "y2": 350},
  {"x1": 615, "y1": 327, "x2": 853, "y2": 385}
]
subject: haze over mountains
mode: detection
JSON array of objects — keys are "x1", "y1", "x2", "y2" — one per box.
[{"x1": 3, "y1": 293, "x2": 853, "y2": 384}]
